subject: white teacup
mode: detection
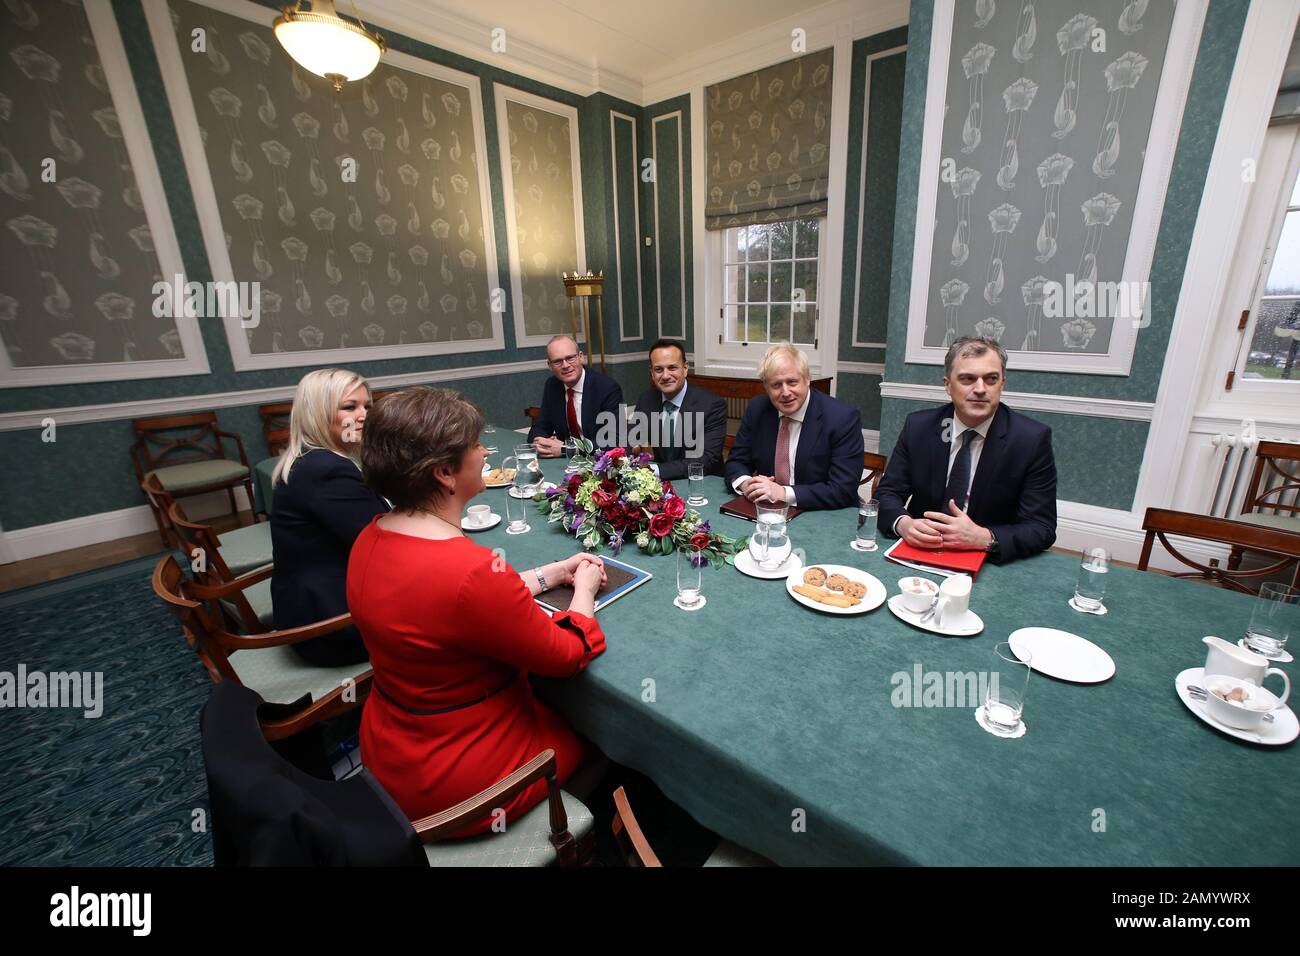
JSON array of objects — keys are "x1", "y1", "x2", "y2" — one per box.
[
  {"x1": 934, "y1": 574, "x2": 972, "y2": 627},
  {"x1": 897, "y1": 576, "x2": 939, "y2": 614},
  {"x1": 466, "y1": 504, "x2": 492, "y2": 527},
  {"x1": 1201, "y1": 674, "x2": 1287, "y2": 731}
]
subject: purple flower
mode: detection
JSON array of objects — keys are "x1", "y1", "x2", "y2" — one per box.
[
  {"x1": 546, "y1": 485, "x2": 563, "y2": 499},
  {"x1": 690, "y1": 552, "x2": 707, "y2": 568},
  {"x1": 593, "y1": 454, "x2": 611, "y2": 475},
  {"x1": 569, "y1": 514, "x2": 584, "y2": 532},
  {"x1": 609, "y1": 532, "x2": 624, "y2": 555},
  {"x1": 695, "y1": 520, "x2": 711, "y2": 532},
  {"x1": 635, "y1": 452, "x2": 653, "y2": 466},
  {"x1": 564, "y1": 495, "x2": 577, "y2": 510}
]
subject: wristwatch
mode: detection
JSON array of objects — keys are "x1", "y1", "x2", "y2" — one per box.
[{"x1": 985, "y1": 530, "x2": 999, "y2": 553}]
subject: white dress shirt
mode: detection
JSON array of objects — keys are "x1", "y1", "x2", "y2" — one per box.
[
  {"x1": 732, "y1": 390, "x2": 810, "y2": 505},
  {"x1": 892, "y1": 414, "x2": 992, "y2": 534}
]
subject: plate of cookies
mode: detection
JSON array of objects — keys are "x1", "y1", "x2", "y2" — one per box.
[
  {"x1": 483, "y1": 467, "x2": 517, "y2": 488},
  {"x1": 786, "y1": 564, "x2": 887, "y2": 615}
]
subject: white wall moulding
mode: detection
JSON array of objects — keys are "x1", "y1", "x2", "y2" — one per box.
[
  {"x1": 838, "y1": 361, "x2": 886, "y2": 376},
  {"x1": 610, "y1": 111, "x2": 645, "y2": 343},
  {"x1": 145, "y1": 0, "x2": 505, "y2": 371},
  {"x1": 652, "y1": 111, "x2": 687, "y2": 340},
  {"x1": 1133, "y1": 0, "x2": 1300, "y2": 516},
  {"x1": 851, "y1": 43, "x2": 908, "y2": 350},
  {"x1": 0, "y1": 0, "x2": 210, "y2": 389},
  {"x1": 1054, "y1": 500, "x2": 1228, "y2": 572},
  {"x1": 879, "y1": 381, "x2": 1155, "y2": 422},
  {"x1": 903, "y1": 0, "x2": 1209, "y2": 376},
  {"x1": 0, "y1": 351, "x2": 653, "y2": 433},
  {"x1": 493, "y1": 84, "x2": 586, "y2": 349}
]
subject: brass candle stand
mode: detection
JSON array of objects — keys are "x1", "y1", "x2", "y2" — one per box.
[{"x1": 562, "y1": 270, "x2": 606, "y2": 373}]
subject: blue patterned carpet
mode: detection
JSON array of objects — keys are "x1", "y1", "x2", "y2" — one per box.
[{"x1": 0, "y1": 556, "x2": 215, "y2": 866}]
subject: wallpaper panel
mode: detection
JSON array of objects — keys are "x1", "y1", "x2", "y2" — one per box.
[
  {"x1": 167, "y1": 0, "x2": 497, "y2": 356},
  {"x1": 0, "y1": 0, "x2": 182, "y2": 370},
  {"x1": 499, "y1": 91, "x2": 581, "y2": 341},
  {"x1": 652, "y1": 111, "x2": 686, "y2": 339}
]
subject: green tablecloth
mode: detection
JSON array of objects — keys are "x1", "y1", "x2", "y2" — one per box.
[
  {"x1": 254, "y1": 456, "x2": 277, "y2": 515},
  {"x1": 486, "y1": 461, "x2": 1300, "y2": 865}
]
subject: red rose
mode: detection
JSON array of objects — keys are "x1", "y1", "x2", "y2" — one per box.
[
  {"x1": 661, "y1": 481, "x2": 675, "y2": 495},
  {"x1": 645, "y1": 498, "x2": 662, "y2": 514},
  {"x1": 690, "y1": 532, "x2": 710, "y2": 551},
  {"x1": 648, "y1": 513, "x2": 675, "y2": 538},
  {"x1": 624, "y1": 504, "x2": 644, "y2": 526},
  {"x1": 591, "y1": 488, "x2": 615, "y2": 508},
  {"x1": 566, "y1": 474, "x2": 584, "y2": 493},
  {"x1": 664, "y1": 496, "x2": 686, "y2": 520},
  {"x1": 608, "y1": 447, "x2": 627, "y2": 460}
]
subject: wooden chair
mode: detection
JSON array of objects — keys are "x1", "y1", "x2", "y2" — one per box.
[
  {"x1": 1240, "y1": 441, "x2": 1300, "y2": 530},
  {"x1": 152, "y1": 554, "x2": 369, "y2": 739},
  {"x1": 1138, "y1": 508, "x2": 1300, "y2": 594},
  {"x1": 860, "y1": 451, "x2": 887, "y2": 497},
  {"x1": 525, "y1": 406, "x2": 540, "y2": 428},
  {"x1": 131, "y1": 411, "x2": 257, "y2": 546},
  {"x1": 611, "y1": 786, "x2": 773, "y2": 868},
  {"x1": 257, "y1": 401, "x2": 293, "y2": 457},
  {"x1": 168, "y1": 500, "x2": 272, "y2": 632}
]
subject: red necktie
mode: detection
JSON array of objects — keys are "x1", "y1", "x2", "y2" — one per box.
[
  {"x1": 566, "y1": 387, "x2": 582, "y2": 440},
  {"x1": 774, "y1": 416, "x2": 791, "y2": 486}
]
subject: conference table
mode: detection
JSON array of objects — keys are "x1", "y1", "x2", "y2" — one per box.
[{"x1": 463, "y1": 459, "x2": 1297, "y2": 866}]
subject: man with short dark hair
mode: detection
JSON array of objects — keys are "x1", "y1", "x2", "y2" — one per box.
[
  {"x1": 528, "y1": 334, "x2": 624, "y2": 456},
  {"x1": 632, "y1": 339, "x2": 727, "y2": 479},
  {"x1": 877, "y1": 336, "x2": 1057, "y2": 562}
]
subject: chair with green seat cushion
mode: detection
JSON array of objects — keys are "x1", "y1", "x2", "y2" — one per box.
[
  {"x1": 168, "y1": 500, "x2": 271, "y2": 635},
  {"x1": 703, "y1": 839, "x2": 775, "y2": 867},
  {"x1": 132, "y1": 411, "x2": 260, "y2": 546},
  {"x1": 1236, "y1": 511, "x2": 1300, "y2": 533},
  {"x1": 217, "y1": 521, "x2": 273, "y2": 575},
  {"x1": 611, "y1": 786, "x2": 773, "y2": 868},
  {"x1": 423, "y1": 788, "x2": 594, "y2": 867}
]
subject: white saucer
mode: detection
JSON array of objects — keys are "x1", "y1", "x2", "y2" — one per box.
[
  {"x1": 735, "y1": 550, "x2": 803, "y2": 580},
  {"x1": 1068, "y1": 596, "x2": 1108, "y2": 615},
  {"x1": 1009, "y1": 627, "x2": 1115, "y2": 683},
  {"x1": 1237, "y1": 639, "x2": 1294, "y2": 663},
  {"x1": 886, "y1": 594, "x2": 983, "y2": 636},
  {"x1": 687, "y1": 497, "x2": 709, "y2": 507},
  {"x1": 975, "y1": 704, "x2": 1026, "y2": 738},
  {"x1": 785, "y1": 564, "x2": 887, "y2": 614},
  {"x1": 461, "y1": 513, "x2": 501, "y2": 531},
  {"x1": 507, "y1": 482, "x2": 556, "y2": 498},
  {"x1": 674, "y1": 595, "x2": 707, "y2": 611},
  {"x1": 1174, "y1": 667, "x2": 1299, "y2": 745},
  {"x1": 850, "y1": 540, "x2": 879, "y2": 552}
]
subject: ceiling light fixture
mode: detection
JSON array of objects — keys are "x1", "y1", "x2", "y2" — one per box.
[{"x1": 273, "y1": 0, "x2": 385, "y2": 93}]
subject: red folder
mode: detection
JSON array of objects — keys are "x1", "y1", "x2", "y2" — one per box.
[{"x1": 884, "y1": 539, "x2": 987, "y2": 579}]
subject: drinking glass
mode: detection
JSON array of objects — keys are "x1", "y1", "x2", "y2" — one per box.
[
  {"x1": 1073, "y1": 546, "x2": 1109, "y2": 612},
  {"x1": 483, "y1": 423, "x2": 498, "y2": 455},
  {"x1": 1246, "y1": 582, "x2": 1298, "y2": 658},
  {"x1": 504, "y1": 491, "x2": 530, "y2": 535},
  {"x1": 675, "y1": 546, "x2": 705, "y2": 610},
  {"x1": 754, "y1": 501, "x2": 790, "y2": 570},
  {"x1": 562, "y1": 438, "x2": 578, "y2": 473},
  {"x1": 853, "y1": 498, "x2": 879, "y2": 552},
  {"x1": 983, "y1": 642, "x2": 1031, "y2": 735},
  {"x1": 502, "y1": 443, "x2": 542, "y2": 495},
  {"x1": 687, "y1": 462, "x2": 708, "y2": 506}
]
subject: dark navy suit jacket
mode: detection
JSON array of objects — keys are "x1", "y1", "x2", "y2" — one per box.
[
  {"x1": 723, "y1": 389, "x2": 864, "y2": 511},
  {"x1": 876, "y1": 403, "x2": 1057, "y2": 563},
  {"x1": 271, "y1": 448, "x2": 388, "y2": 665},
  {"x1": 632, "y1": 381, "x2": 728, "y2": 479},
  {"x1": 526, "y1": 367, "x2": 624, "y2": 452}
]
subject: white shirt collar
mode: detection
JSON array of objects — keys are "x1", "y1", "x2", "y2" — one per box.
[
  {"x1": 782, "y1": 389, "x2": 812, "y2": 425},
  {"x1": 662, "y1": 379, "x2": 687, "y2": 409},
  {"x1": 568, "y1": 369, "x2": 585, "y2": 395},
  {"x1": 951, "y1": 414, "x2": 993, "y2": 443}
]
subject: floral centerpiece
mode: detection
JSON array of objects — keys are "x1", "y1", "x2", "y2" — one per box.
[{"x1": 537, "y1": 439, "x2": 744, "y2": 567}]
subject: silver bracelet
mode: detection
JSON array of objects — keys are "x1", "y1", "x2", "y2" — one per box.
[{"x1": 534, "y1": 566, "x2": 548, "y2": 591}]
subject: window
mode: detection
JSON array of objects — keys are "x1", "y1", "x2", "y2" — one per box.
[
  {"x1": 721, "y1": 218, "x2": 822, "y2": 348},
  {"x1": 1242, "y1": 167, "x2": 1300, "y2": 381}
]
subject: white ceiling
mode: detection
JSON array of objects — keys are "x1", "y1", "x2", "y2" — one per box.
[{"x1": 388, "y1": 0, "x2": 845, "y2": 81}]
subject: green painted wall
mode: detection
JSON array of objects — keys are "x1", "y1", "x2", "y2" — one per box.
[{"x1": 879, "y1": 0, "x2": 1250, "y2": 509}]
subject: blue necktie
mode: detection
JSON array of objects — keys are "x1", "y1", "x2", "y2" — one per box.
[{"x1": 945, "y1": 429, "x2": 975, "y2": 511}]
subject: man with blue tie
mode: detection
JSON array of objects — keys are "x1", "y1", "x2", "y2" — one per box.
[
  {"x1": 529, "y1": 334, "x2": 624, "y2": 457},
  {"x1": 724, "y1": 343, "x2": 863, "y2": 511},
  {"x1": 877, "y1": 336, "x2": 1057, "y2": 563}
]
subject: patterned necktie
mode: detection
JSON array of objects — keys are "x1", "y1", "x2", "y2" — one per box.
[
  {"x1": 663, "y1": 401, "x2": 677, "y2": 460},
  {"x1": 774, "y1": 416, "x2": 792, "y2": 486},
  {"x1": 566, "y1": 387, "x2": 582, "y2": 440},
  {"x1": 945, "y1": 429, "x2": 976, "y2": 512}
]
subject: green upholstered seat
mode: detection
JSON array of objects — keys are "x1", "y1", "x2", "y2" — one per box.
[
  {"x1": 1236, "y1": 511, "x2": 1300, "y2": 533},
  {"x1": 217, "y1": 522, "x2": 273, "y2": 575},
  {"x1": 703, "y1": 839, "x2": 775, "y2": 867},
  {"x1": 150, "y1": 459, "x2": 249, "y2": 491},
  {"x1": 227, "y1": 642, "x2": 361, "y2": 707},
  {"x1": 219, "y1": 577, "x2": 274, "y2": 633},
  {"x1": 423, "y1": 788, "x2": 594, "y2": 867}
]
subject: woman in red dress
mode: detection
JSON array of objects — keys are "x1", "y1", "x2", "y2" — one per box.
[{"x1": 348, "y1": 387, "x2": 607, "y2": 833}]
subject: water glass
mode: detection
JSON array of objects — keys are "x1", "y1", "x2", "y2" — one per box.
[
  {"x1": 1074, "y1": 546, "x2": 1109, "y2": 611},
  {"x1": 854, "y1": 498, "x2": 879, "y2": 551},
  {"x1": 687, "y1": 461, "x2": 707, "y2": 506},
  {"x1": 483, "y1": 423, "x2": 498, "y2": 455},
  {"x1": 503, "y1": 443, "x2": 541, "y2": 495},
  {"x1": 676, "y1": 546, "x2": 704, "y2": 609},
  {"x1": 754, "y1": 501, "x2": 790, "y2": 570},
  {"x1": 504, "y1": 490, "x2": 530, "y2": 535},
  {"x1": 984, "y1": 641, "x2": 1031, "y2": 734},
  {"x1": 1246, "y1": 582, "x2": 1298, "y2": 658},
  {"x1": 562, "y1": 438, "x2": 577, "y2": 472}
]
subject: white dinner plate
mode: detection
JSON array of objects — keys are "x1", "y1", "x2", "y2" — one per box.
[
  {"x1": 1175, "y1": 667, "x2": 1299, "y2": 746},
  {"x1": 735, "y1": 550, "x2": 803, "y2": 580},
  {"x1": 461, "y1": 513, "x2": 501, "y2": 532},
  {"x1": 1009, "y1": 627, "x2": 1115, "y2": 683},
  {"x1": 785, "y1": 564, "x2": 887, "y2": 615},
  {"x1": 886, "y1": 594, "x2": 984, "y2": 636}
]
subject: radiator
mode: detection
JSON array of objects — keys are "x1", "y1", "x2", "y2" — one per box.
[{"x1": 1206, "y1": 425, "x2": 1300, "y2": 519}]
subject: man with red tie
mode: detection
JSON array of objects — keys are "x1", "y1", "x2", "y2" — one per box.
[
  {"x1": 724, "y1": 343, "x2": 863, "y2": 511},
  {"x1": 529, "y1": 334, "x2": 625, "y2": 457}
]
